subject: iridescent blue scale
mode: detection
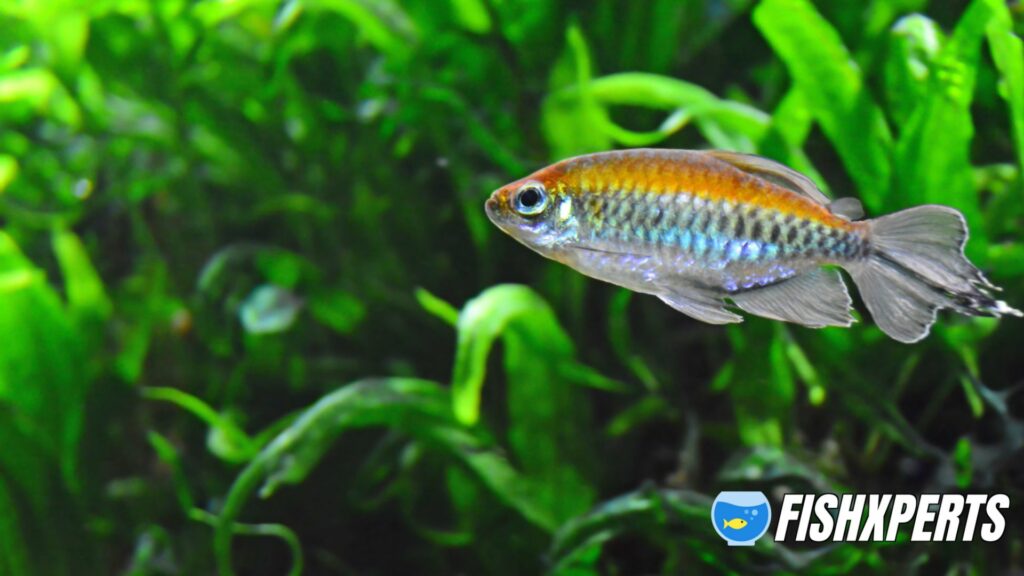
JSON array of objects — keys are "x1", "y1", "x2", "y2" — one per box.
[
  {"x1": 727, "y1": 241, "x2": 743, "y2": 261},
  {"x1": 679, "y1": 229, "x2": 692, "y2": 251},
  {"x1": 743, "y1": 242, "x2": 761, "y2": 261},
  {"x1": 693, "y1": 234, "x2": 707, "y2": 256}
]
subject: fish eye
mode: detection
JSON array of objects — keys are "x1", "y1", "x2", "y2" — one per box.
[{"x1": 513, "y1": 183, "x2": 547, "y2": 216}]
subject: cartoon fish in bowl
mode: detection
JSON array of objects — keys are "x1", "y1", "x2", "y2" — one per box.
[
  {"x1": 711, "y1": 491, "x2": 771, "y2": 546},
  {"x1": 722, "y1": 517, "x2": 749, "y2": 530}
]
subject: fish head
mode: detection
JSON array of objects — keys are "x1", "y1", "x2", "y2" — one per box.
[{"x1": 485, "y1": 168, "x2": 576, "y2": 256}]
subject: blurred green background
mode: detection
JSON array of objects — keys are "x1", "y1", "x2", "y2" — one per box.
[{"x1": 1, "y1": 0, "x2": 1023, "y2": 574}]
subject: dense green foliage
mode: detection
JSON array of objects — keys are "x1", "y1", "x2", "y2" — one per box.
[{"x1": 1, "y1": 0, "x2": 1023, "y2": 574}]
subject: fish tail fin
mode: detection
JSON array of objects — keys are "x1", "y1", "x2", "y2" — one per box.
[
  {"x1": 723, "y1": 519, "x2": 727, "y2": 528},
  {"x1": 846, "y1": 205, "x2": 1020, "y2": 343}
]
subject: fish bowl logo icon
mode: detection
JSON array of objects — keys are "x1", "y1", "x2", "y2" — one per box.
[{"x1": 712, "y1": 491, "x2": 772, "y2": 546}]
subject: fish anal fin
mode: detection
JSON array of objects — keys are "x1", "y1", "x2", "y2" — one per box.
[
  {"x1": 704, "y1": 150, "x2": 831, "y2": 205},
  {"x1": 655, "y1": 282, "x2": 742, "y2": 325},
  {"x1": 729, "y1": 268, "x2": 854, "y2": 328}
]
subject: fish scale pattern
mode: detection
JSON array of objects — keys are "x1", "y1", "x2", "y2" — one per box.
[{"x1": 580, "y1": 186, "x2": 867, "y2": 267}]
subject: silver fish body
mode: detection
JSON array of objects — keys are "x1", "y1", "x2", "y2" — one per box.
[{"x1": 485, "y1": 149, "x2": 1020, "y2": 342}]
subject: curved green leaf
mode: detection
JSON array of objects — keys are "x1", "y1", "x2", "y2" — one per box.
[
  {"x1": 213, "y1": 378, "x2": 561, "y2": 575},
  {"x1": 450, "y1": 284, "x2": 597, "y2": 524},
  {"x1": 451, "y1": 284, "x2": 572, "y2": 424}
]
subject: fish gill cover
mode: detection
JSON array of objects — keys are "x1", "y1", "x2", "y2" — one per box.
[{"x1": 0, "y1": 0, "x2": 1021, "y2": 575}]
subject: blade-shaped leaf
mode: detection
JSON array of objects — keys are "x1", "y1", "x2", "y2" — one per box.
[
  {"x1": 984, "y1": 0, "x2": 1024, "y2": 186},
  {"x1": 893, "y1": 0, "x2": 996, "y2": 259},
  {"x1": 754, "y1": 0, "x2": 893, "y2": 210},
  {"x1": 0, "y1": 231, "x2": 87, "y2": 488}
]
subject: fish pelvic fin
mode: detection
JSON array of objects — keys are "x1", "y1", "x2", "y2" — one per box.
[
  {"x1": 847, "y1": 205, "x2": 1021, "y2": 343},
  {"x1": 655, "y1": 281, "x2": 743, "y2": 325}
]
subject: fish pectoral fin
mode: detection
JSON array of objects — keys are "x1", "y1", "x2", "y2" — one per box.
[
  {"x1": 656, "y1": 282, "x2": 743, "y2": 325},
  {"x1": 704, "y1": 150, "x2": 832, "y2": 206},
  {"x1": 729, "y1": 268, "x2": 855, "y2": 328}
]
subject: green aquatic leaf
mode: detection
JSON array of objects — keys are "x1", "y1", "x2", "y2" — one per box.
[
  {"x1": 0, "y1": 45, "x2": 29, "y2": 71},
  {"x1": 0, "y1": 155, "x2": 15, "y2": 193},
  {"x1": 415, "y1": 287, "x2": 459, "y2": 326},
  {"x1": 308, "y1": 287, "x2": 366, "y2": 334},
  {"x1": 450, "y1": 0, "x2": 490, "y2": 33},
  {"x1": 0, "y1": 67, "x2": 80, "y2": 126},
  {"x1": 194, "y1": 508, "x2": 304, "y2": 576},
  {"x1": 192, "y1": 0, "x2": 416, "y2": 58},
  {"x1": 884, "y1": 15, "x2": 945, "y2": 128},
  {"x1": 987, "y1": 242, "x2": 1024, "y2": 276},
  {"x1": 146, "y1": 430, "x2": 195, "y2": 512},
  {"x1": 548, "y1": 488, "x2": 674, "y2": 574},
  {"x1": 759, "y1": 89, "x2": 827, "y2": 187},
  {"x1": 0, "y1": 416, "x2": 85, "y2": 576},
  {"x1": 607, "y1": 290, "x2": 659, "y2": 391},
  {"x1": 0, "y1": 68, "x2": 55, "y2": 106},
  {"x1": 542, "y1": 23, "x2": 612, "y2": 158},
  {"x1": 893, "y1": 0, "x2": 995, "y2": 259},
  {"x1": 548, "y1": 71, "x2": 772, "y2": 152},
  {"x1": 0, "y1": 232, "x2": 86, "y2": 488},
  {"x1": 584, "y1": 72, "x2": 770, "y2": 151},
  {"x1": 213, "y1": 378, "x2": 560, "y2": 575},
  {"x1": 311, "y1": 0, "x2": 416, "y2": 58},
  {"x1": 953, "y1": 436, "x2": 974, "y2": 488},
  {"x1": 450, "y1": 284, "x2": 596, "y2": 522},
  {"x1": 450, "y1": 284, "x2": 563, "y2": 424},
  {"x1": 549, "y1": 488, "x2": 729, "y2": 574},
  {"x1": 783, "y1": 333, "x2": 826, "y2": 406},
  {"x1": 717, "y1": 323, "x2": 795, "y2": 447},
  {"x1": 142, "y1": 387, "x2": 257, "y2": 463},
  {"x1": 605, "y1": 395, "x2": 676, "y2": 437},
  {"x1": 52, "y1": 229, "x2": 112, "y2": 323},
  {"x1": 984, "y1": 0, "x2": 1024, "y2": 184},
  {"x1": 754, "y1": 0, "x2": 893, "y2": 210}
]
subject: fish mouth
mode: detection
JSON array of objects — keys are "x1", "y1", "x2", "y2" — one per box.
[{"x1": 484, "y1": 194, "x2": 501, "y2": 222}]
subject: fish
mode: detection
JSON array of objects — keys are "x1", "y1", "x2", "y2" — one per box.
[
  {"x1": 484, "y1": 148, "x2": 1021, "y2": 343},
  {"x1": 722, "y1": 518, "x2": 748, "y2": 530}
]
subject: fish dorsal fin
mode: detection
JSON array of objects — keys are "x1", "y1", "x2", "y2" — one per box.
[
  {"x1": 704, "y1": 150, "x2": 865, "y2": 220},
  {"x1": 827, "y1": 197, "x2": 864, "y2": 220},
  {"x1": 704, "y1": 150, "x2": 831, "y2": 205}
]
